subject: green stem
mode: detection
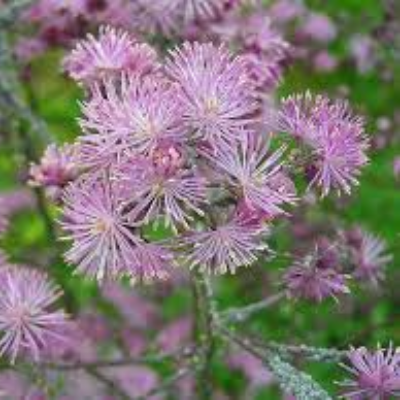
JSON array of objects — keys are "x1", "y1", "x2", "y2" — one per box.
[{"x1": 191, "y1": 270, "x2": 216, "y2": 400}]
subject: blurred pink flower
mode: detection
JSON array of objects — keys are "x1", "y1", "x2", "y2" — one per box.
[
  {"x1": 156, "y1": 317, "x2": 192, "y2": 353},
  {"x1": 313, "y1": 51, "x2": 338, "y2": 72},
  {"x1": 283, "y1": 246, "x2": 350, "y2": 302},
  {"x1": 228, "y1": 349, "x2": 274, "y2": 387},
  {"x1": 351, "y1": 230, "x2": 392, "y2": 287},
  {"x1": 102, "y1": 283, "x2": 159, "y2": 329},
  {"x1": 14, "y1": 38, "x2": 46, "y2": 62},
  {"x1": 29, "y1": 144, "x2": 79, "y2": 200},
  {"x1": 0, "y1": 268, "x2": 68, "y2": 363},
  {"x1": 350, "y1": 35, "x2": 376, "y2": 74},
  {"x1": 0, "y1": 189, "x2": 36, "y2": 215},
  {"x1": 301, "y1": 13, "x2": 337, "y2": 43}
]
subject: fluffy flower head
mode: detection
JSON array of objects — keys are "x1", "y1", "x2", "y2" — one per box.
[
  {"x1": 167, "y1": 42, "x2": 256, "y2": 150},
  {"x1": 283, "y1": 246, "x2": 350, "y2": 302},
  {"x1": 340, "y1": 345, "x2": 400, "y2": 399},
  {"x1": 63, "y1": 26, "x2": 158, "y2": 84},
  {"x1": 279, "y1": 92, "x2": 369, "y2": 196},
  {"x1": 0, "y1": 268, "x2": 67, "y2": 363}
]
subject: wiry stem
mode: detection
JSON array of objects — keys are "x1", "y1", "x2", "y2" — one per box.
[
  {"x1": 86, "y1": 367, "x2": 132, "y2": 400},
  {"x1": 191, "y1": 270, "x2": 217, "y2": 400},
  {"x1": 37, "y1": 347, "x2": 193, "y2": 371},
  {"x1": 134, "y1": 366, "x2": 196, "y2": 400},
  {"x1": 220, "y1": 292, "x2": 285, "y2": 323}
]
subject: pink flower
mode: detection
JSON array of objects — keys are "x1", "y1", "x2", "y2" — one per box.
[
  {"x1": 29, "y1": 144, "x2": 79, "y2": 199},
  {"x1": 228, "y1": 349, "x2": 274, "y2": 388},
  {"x1": 166, "y1": 42, "x2": 256, "y2": 150},
  {"x1": 283, "y1": 246, "x2": 350, "y2": 302},
  {"x1": 177, "y1": 0, "x2": 226, "y2": 23},
  {"x1": 116, "y1": 156, "x2": 207, "y2": 230},
  {"x1": 350, "y1": 35, "x2": 376, "y2": 74},
  {"x1": 313, "y1": 51, "x2": 338, "y2": 73},
  {"x1": 102, "y1": 283, "x2": 159, "y2": 329},
  {"x1": 0, "y1": 268, "x2": 68, "y2": 363},
  {"x1": 301, "y1": 13, "x2": 337, "y2": 43},
  {"x1": 0, "y1": 190, "x2": 36, "y2": 215},
  {"x1": 14, "y1": 38, "x2": 46, "y2": 62},
  {"x1": 279, "y1": 92, "x2": 369, "y2": 196},
  {"x1": 340, "y1": 345, "x2": 400, "y2": 399},
  {"x1": 131, "y1": 0, "x2": 181, "y2": 35},
  {"x1": 61, "y1": 177, "x2": 173, "y2": 281},
  {"x1": 63, "y1": 26, "x2": 158, "y2": 84},
  {"x1": 81, "y1": 75, "x2": 184, "y2": 156},
  {"x1": 351, "y1": 230, "x2": 392, "y2": 287},
  {"x1": 156, "y1": 317, "x2": 192, "y2": 353},
  {"x1": 184, "y1": 221, "x2": 267, "y2": 274},
  {"x1": 203, "y1": 138, "x2": 296, "y2": 216},
  {"x1": 269, "y1": 0, "x2": 305, "y2": 24},
  {"x1": 101, "y1": 366, "x2": 160, "y2": 399}
]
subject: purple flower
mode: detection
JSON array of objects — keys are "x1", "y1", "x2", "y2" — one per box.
[
  {"x1": 61, "y1": 177, "x2": 173, "y2": 281},
  {"x1": 178, "y1": 0, "x2": 225, "y2": 23},
  {"x1": 340, "y1": 345, "x2": 400, "y2": 399},
  {"x1": 352, "y1": 230, "x2": 392, "y2": 287},
  {"x1": 29, "y1": 144, "x2": 79, "y2": 199},
  {"x1": 241, "y1": 52, "x2": 283, "y2": 92},
  {"x1": 184, "y1": 221, "x2": 266, "y2": 274},
  {"x1": 81, "y1": 75, "x2": 185, "y2": 156},
  {"x1": 0, "y1": 190, "x2": 36, "y2": 215},
  {"x1": 116, "y1": 155, "x2": 207, "y2": 230},
  {"x1": 63, "y1": 26, "x2": 158, "y2": 84},
  {"x1": 131, "y1": 0, "x2": 181, "y2": 35},
  {"x1": 228, "y1": 348, "x2": 274, "y2": 388},
  {"x1": 313, "y1": 51, "x2": 338, "y2": 73},
  {"x1": 203, "y1": 138, "x2": 296, "y2": 217},
  {"x1": 283, "y1": 247, "x2": 350, "y2": 302},
  {"x1": 14, "y1": 37, "x2": 46, "y2": 62},
  {"x1": 350, "y1": 35, "x2": 376, "y2": 74},
  {"x1": 279, "y1": 92, "x2": 369, "y2": 196},
  {"x1": 0, "y1": 268, "x2": 68, "y2": 363},
  {"x1": 269, "y1": 0, "x2": 305, "y2": 24},
  {"x1": 166, "y1": 42, "x2": 256, "y2": 150},
  {"x1": 156, "y1": 316, "x2": 191, "y2": 353},
  {"x1": 301, "y1": 13, "x2": 337, "y2": 43}
]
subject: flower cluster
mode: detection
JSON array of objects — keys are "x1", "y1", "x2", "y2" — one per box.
[{"x1": 27, "y1": 26, "x2": 367, "y2": 284}]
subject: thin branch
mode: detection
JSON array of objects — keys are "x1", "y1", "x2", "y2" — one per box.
[
  {"x1": 36, "y1": 347, "x2": 193, "y2": 371},
  {"x1": 220, "y1": 292, "x2": 285, "y2": 323},
  {"x1": 134, "y1": 366, "x2": 196, "y2": 400},
  {"x1": 86, "y1": 367, "x2": 132, "y2": 400},
  {"x1": 191, "y1": 270, "x2": 217, "y2": 400},
  {"x1": 217, "y1": 323, "x2": 270, "y2": 363}
]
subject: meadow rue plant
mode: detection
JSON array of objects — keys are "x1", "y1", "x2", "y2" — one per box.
[{"x1": 0, "y1": 1, "x2": 399, "y2": 399}]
